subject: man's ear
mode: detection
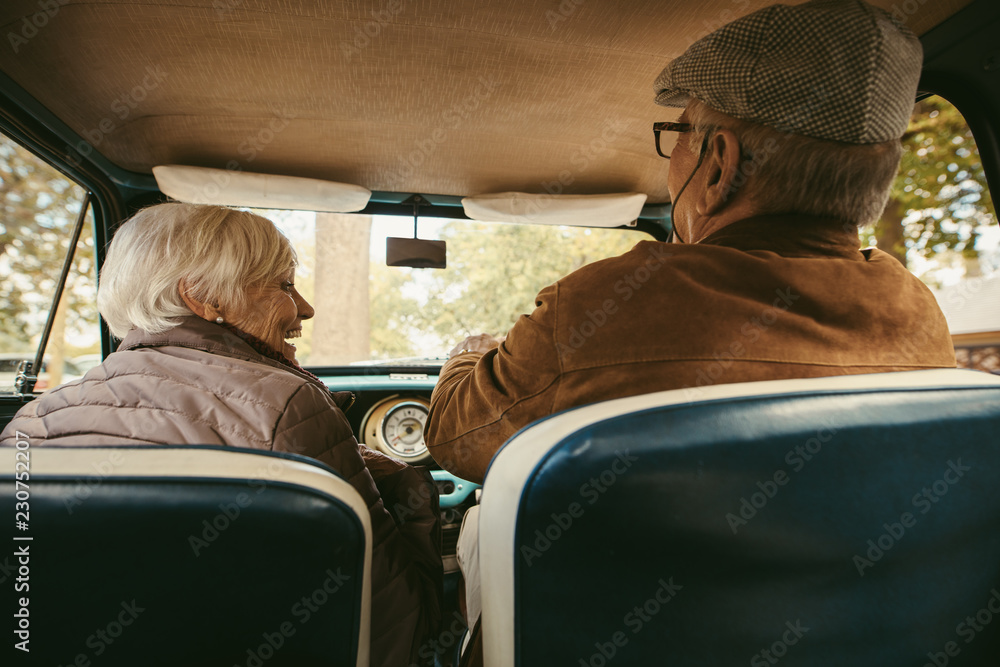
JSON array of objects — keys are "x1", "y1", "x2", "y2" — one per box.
[
  {"x1": 178, "y1": 278, "x2": 221, "y2": 321},
  {"x1": 696, "y1": 128, "x2": 743, "y2": 216}
]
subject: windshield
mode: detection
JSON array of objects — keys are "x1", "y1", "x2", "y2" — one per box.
[{"x1": 260, "y1": 210, "x2": 650, "y2": 367}]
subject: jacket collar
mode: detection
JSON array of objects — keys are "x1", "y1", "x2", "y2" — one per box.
[
  {"x1": 118, "y1": 316, "x2": 356, "y2": 411},
  {"x1": 120, "y1": 315, "x2": 258, "y2": 358},
  {"x1": 697, "y1": 214, "x2": 865, "y2": 260}
]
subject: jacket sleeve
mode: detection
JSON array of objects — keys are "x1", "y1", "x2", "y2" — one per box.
[
  {"x1": 425, "y1": 283, "x2": 564, "y2": 483},
  {"x1": 272, "y1": 382, "x2": 443, "y2": 667}
]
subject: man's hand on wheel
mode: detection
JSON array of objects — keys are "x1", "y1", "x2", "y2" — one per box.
[{"x1": 448, "y1": 334, "x2": 505, "y2": 359}]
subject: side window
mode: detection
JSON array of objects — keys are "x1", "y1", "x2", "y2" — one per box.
[
  {"x1": 865, "y1": 96, "x2": 999, "y2": 374},
  {"x1": 0, "y1": 132, "x2": 98, "y2": 393}
]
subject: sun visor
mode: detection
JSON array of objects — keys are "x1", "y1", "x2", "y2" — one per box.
[
  {"x1": 153, "y1": 165, "x2": 371, "y2": 212},
  {"x1": 461, "y1": 192, "x2": 647, "y2": 227}
]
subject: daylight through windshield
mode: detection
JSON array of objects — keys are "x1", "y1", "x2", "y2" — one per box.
[{"x1": 263, "y1": 210, "x2": 647, "y2": 366}]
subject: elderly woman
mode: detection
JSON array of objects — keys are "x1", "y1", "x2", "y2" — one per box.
[{"x1": 0, "y1": 203, "x2": 442, "y2": 667}]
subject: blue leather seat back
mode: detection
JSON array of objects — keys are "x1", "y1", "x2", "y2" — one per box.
[
  {"x1": 0, "y1": 445, "x2": 371, "y2": 667},
  {"x1": 481, "y1": 371, "x2": 1000, "y2": 667}
]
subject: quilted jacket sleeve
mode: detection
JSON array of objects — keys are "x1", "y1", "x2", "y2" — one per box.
[{"x1": 273, "y1": 382, "x2": 443, "y2": 667}]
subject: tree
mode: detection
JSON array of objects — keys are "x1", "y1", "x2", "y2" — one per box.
[
  {"x1": 310, "y1": 212, "x2": 372, "y2": 365},
  {"x1": 0, "y1": 133, "x2": 96, "y2": 364},
  {"x1": 423, "y1": 222, "x2": 640, "y2": 341},
  {"x1": 365, "y1": 222, "x2": 643, "y2": 358},
  {"x1": 369, "y1": 261, "x2": 422, "y2": 359},
  {"x1": 872, "y1": 97, "x2": 996, "y2": 285}
]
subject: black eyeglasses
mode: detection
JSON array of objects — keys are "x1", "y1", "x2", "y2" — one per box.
[{"x1": 653, "y1": 121, "x2": 692, "y2": 159}]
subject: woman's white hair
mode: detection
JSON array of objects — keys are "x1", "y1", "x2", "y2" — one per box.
[
  {"x1": 686, "y1": 98, "x2": 904, "y2": 226},
  {"x1": 97, "y1": 203, "x2": 295, "y2": 338}
]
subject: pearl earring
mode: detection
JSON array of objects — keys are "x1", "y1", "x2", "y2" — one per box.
[{"x1": 216, "y1": 316, "x2": 224, "y2": 324}]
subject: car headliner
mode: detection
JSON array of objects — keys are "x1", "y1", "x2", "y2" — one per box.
[{"x1": 0, "y1": 0, "x2": 973, "y2": 206}]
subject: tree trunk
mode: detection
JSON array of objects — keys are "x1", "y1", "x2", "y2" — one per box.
[
  {"x1": 311, "y1": 213, "x2": 371, "y2": 365},
  {"x1": 876, "y1": 200, "x2": 908, "y2": 267}
]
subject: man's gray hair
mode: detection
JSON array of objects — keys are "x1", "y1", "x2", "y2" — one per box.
[
  {"x1": 686, "y1": 98, "x2": 904, "y2": 226},
  {"x1": 97, "y1": 203, "x2": 295, "y2": 338}
]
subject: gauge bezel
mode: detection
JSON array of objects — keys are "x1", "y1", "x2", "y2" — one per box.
[
  {"x1": 379, "y1": 400, "x2": 429, "y2": 459},
  {"x1": 359, "y1": 394, "x2": 432, "y2": 463}
]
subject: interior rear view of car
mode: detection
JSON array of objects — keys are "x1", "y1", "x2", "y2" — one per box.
[{"x1": 1, "y1": 1, "x2": 999, "y2": 665}]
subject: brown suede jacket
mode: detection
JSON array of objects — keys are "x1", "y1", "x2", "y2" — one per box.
[
  {"x1": 0, "y1": 316, "x2": 442, "y2": 667},
  {"x1": 425, "y1": 215, "x2": 957, "y2": 483}
]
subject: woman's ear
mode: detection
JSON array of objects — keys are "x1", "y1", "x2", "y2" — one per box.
[
  {"x1": 696, "y1": 128, "x2": 743, "y2": 216},
  {"x1": 178, "y1": 278, "x2": 221, "y2": 321}
]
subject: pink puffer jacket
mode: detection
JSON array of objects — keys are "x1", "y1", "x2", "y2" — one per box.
[{"x1": 0, "y1": 316, "x2": 443, "y2": 667}]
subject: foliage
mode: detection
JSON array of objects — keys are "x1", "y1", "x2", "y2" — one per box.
[
  {"x1": 872, "y1": 96, "x2": 996, "y2": 284},
  {"x1": 424, "y1": 222, "x2": 641, "y2": 340},
  {"x1": 0, "y1": 134, "x2": 96, "y2": 353},
  {"x1": 364, "y1": 222, "x2": 643, "y2": 358},
  {"x1": 369, "y1": 261, "x2": 423, "y2": 359}
]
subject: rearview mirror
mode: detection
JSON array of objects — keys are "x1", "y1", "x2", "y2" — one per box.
[{"x1": 386, "y1": 237, "x2": 447, "y2": 269}]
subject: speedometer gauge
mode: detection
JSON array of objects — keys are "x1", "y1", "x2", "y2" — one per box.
[
  {"x1": 360, "y1": 395, "x2": 432, "y2": 463},
  {"x1": 381, "y1": 401, "x2": 428, "y2": 459}
]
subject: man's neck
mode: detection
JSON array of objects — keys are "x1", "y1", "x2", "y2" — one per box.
[{"x1": 678, "y1": 200, "x2": 760, "y2": 244}]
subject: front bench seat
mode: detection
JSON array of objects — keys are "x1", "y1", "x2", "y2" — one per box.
[
  {"x1": 0, "y1": 445, "x2": 371, "y2": 667},
  {"x1": 479, "y1": 369, "x2": 1000, "y2": 666}
]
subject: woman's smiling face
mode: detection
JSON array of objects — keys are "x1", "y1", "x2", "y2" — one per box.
[{"x1": 229, "y1": 267, "x2": 314, "y2": 363}]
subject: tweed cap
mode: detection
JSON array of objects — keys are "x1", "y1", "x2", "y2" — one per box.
[{"x1": 653, "y1": 0, "x2": 922, "y2": 144}]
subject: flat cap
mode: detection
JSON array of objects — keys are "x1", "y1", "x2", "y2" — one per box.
[{"x1": 653, "y1": 0, "x2": 923, "y2": 144}]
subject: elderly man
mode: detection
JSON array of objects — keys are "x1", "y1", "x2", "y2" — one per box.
[
  {"x1": 428, "y1": 0, "x2": 956, "y2": 658},
  {"x1": 427, "y1": 0, "x2": 955, "y2": 483}
]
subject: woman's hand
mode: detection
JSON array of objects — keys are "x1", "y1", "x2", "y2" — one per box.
[{"x1": 448, "y1": 334, "x2": 505, "y2": 359}]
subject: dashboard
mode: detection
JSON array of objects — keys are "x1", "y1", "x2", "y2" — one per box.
[{"x1": 320, "y1": 368, "x2": 479, "y2": 572}]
